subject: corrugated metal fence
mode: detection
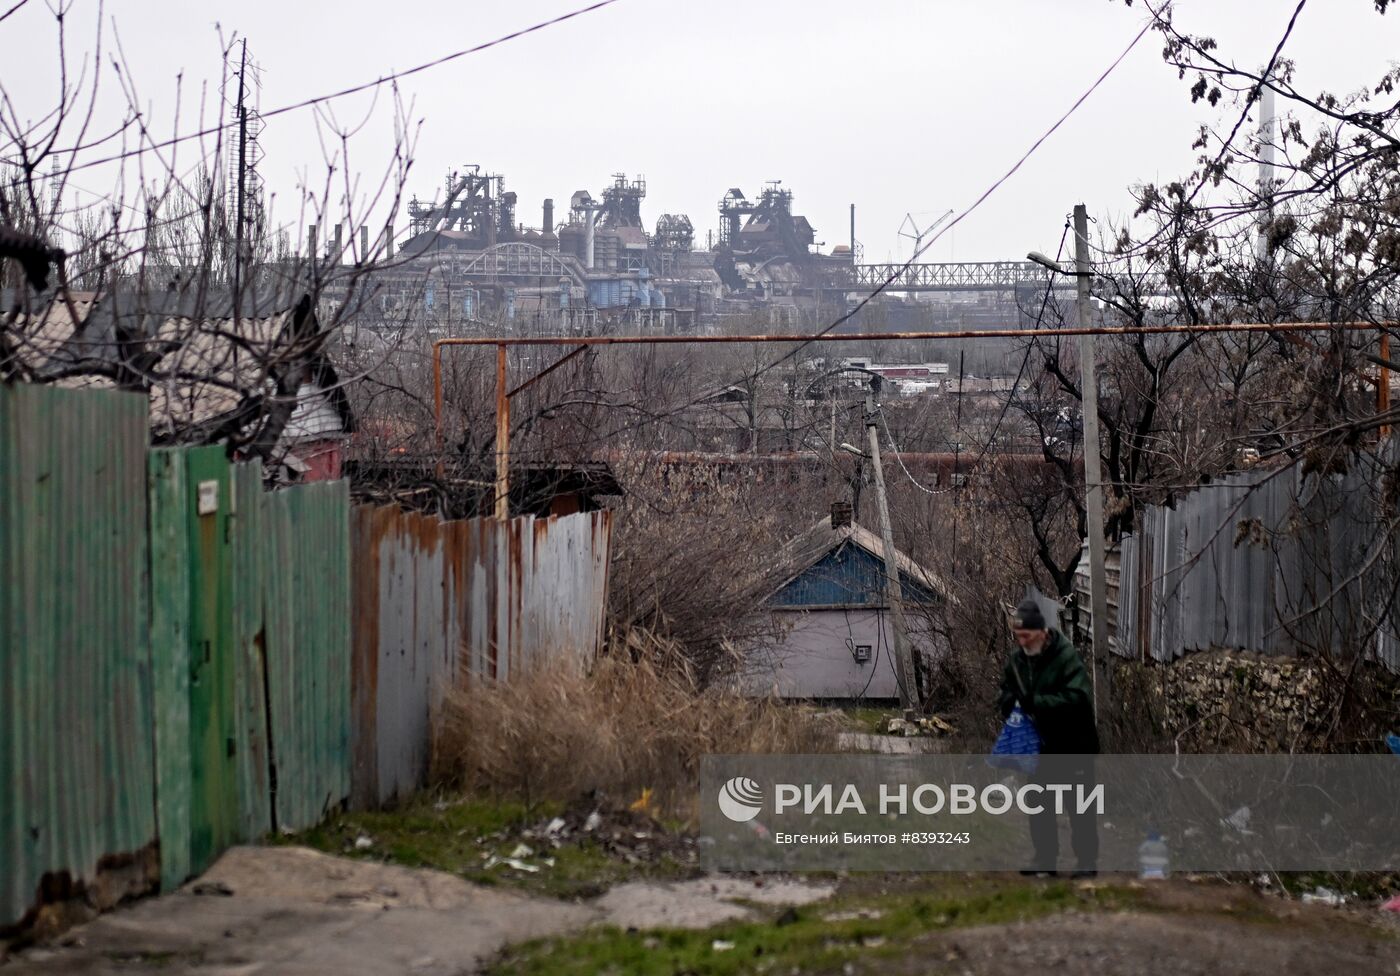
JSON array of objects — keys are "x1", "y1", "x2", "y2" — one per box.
[
  {"x1": 1075, "y1": 457, "x2": 1399, "y2": 672},
  {"x1": 1, "y1": 384, "x2": 352, "y2": 927},
  {"x1": 1, "y1": 384, "x2": 159, "y2": 931},
  {"x1": 350, "y1": 504, "x2": 612, "y2": 809},
  {"x1": 2, "y1": 382, "x2": 613, "y2": 929}
]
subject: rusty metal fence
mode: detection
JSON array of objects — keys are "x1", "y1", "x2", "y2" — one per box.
[
  {"x1": 2, "y1": 382, "x2": 612, "y2": 928},
  {"x1": 350, "y1": 505, "x2": 612, "y2": 809}
]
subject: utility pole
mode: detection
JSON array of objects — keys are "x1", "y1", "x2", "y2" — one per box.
[
  {"x1": 1073, "y1": 203, "x2": 1110, "y2": 720},
  {"x1": 495, "y1": 343, "x2": 510, "y2": 520},
  {"x1": 864, "y1": 378, "x2": 920, "y2": 715}
]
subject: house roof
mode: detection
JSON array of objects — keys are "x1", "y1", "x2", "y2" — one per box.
[
  {"x1": 3, "y1": 281, "x2": 354, "y2": 443},
  {"x1": 766, "y1": 515, "x2": 951, "y2": 606}
]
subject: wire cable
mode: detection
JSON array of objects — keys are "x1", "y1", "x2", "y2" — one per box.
[
  {"x1": 565, "y1": 12, "x2": 1156, "y2": 453},
  {"x1": 0, "y1": 0, "x2": 31, "y2": 23},
  {"x1": 729, "y1": 11, "x2": 1155, "y2": 390},
  {"x1": 1079, "y1": 0, "x2": 1309, "y2": 263},
  {"x1": 40, "y1": 0, "x2": 624, "y2": 175},
  {"x1": 876, "y1": 221, "x2": 1071, "y2": 495}
]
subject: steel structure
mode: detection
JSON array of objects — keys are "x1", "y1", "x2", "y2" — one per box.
[
  {"x1": 852, "y1": 260, "x2": 1051, "y2": 292},
  {"x1": 846, "y1": 259, "x2": 1169, "y2": 295},
  {"x1": 600, "y1": 173, "x2": 646, "y2": 229},
  {"x1": 407, "y1": 168, "x2": 511, "y2": 243},
  {"x1": 458, "y1": 242, "x2": 583, "y2": 284},
  {"x1": 653, "y1": 213, "x2": 694, "y2": 251}
]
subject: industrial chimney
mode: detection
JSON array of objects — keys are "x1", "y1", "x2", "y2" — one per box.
[{"x1": 542, "y1": 198, "x2": 554, "y2": 234}]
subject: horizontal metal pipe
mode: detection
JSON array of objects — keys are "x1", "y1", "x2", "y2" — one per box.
[
  {"x1": 432, "y1": 319, "x2": 1389, "y2": 460},
  {"x1": 432, "y1": 320, "x2": 1385, "y2": 348}
]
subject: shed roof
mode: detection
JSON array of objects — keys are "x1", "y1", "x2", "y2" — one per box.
[{"x1": 766, "y1": 515, "x2": 950, "y2": 607}]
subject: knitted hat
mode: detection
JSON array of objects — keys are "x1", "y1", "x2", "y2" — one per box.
[{"x1": 1011, "y1": 597, "x2": 1046, "y2": 631}]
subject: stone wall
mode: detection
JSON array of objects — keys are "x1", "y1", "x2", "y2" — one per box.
[{"x1": 1110, "y1": 652, "x2": 1400, "y2": 752}]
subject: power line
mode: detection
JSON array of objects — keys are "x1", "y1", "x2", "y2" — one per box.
[
  {"x1": 961, "y1": 222, "x2": 1072, "y2": 481},
  {"x1": 1178, "y1": 0, "x2": 1307, "y2": 214},
  {"x1": 0, "y1": 0, "x2": 31, "y2": 24},
  {"x1": 727, "y1": 11, "x2": 1155, "y2": 391},
  {"x1": 583, "y1": 7, "x2": 1152, "y2": 453},
  {"x1": 34, "y1": 0, "x2": 624, "y2": 175},
  {"x1": 876, "y1": 221, "x2": 1070, "y2": 496},
  {"x1": 1085, "y1": 0, "x2": 1309, "y2": 264}
]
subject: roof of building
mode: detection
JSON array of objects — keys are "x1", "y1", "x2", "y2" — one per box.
[
  {"x1": 765, "y1": 515, "x2": 950, "y2": 608},
  {"x1": 2, "y1": 281, "x2": 354, "y2": 443}
]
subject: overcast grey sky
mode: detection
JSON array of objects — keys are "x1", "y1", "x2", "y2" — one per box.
[{"x1": 11, "y1": 1, "x2": 1399, "y2": 262}]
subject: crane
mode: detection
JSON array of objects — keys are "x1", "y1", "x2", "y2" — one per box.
[{"x1": 898, "y1": 209, "x2": 954, "y2": 261}]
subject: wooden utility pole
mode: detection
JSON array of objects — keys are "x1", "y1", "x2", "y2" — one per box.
[
  {"x1": 1073, "y1": 203, "x2": 1111, "y2": 720},
  {"x1": 864, "y1": 379, "x2": 920, "y2": 714}
]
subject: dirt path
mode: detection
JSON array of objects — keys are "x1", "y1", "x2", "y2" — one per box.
[
  {"x1": 3, "y1": 847, "x2": 593, "y2": 976},
  {"x1": 1, "y1": 847, "x2": 835, "y2": 975},
  {"x1": 919, "y1": 911, "x2": 1396, "y2": 976},
  {"x1": 5, "y1": 848, "x2": 1397, "y2": 975}
]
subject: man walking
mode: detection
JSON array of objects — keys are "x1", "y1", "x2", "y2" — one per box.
[{"x1": 998, "y1": 596, "x2": 1100, "y2": 877}]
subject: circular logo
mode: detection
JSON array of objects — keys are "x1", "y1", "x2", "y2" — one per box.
[{"x1": 717, "y1": 776, "x2": 764, "y2": 822}]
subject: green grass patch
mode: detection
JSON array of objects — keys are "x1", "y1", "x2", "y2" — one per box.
[
  {"x1": 837, "y1": 706, "x2": 900, "y2": 735},
  {"x1": 488, "y1": 878, "x2": 1130, "y2": 975},
  {"x1": 274, "y1": 794, "x2": 697, "y2": 900}
]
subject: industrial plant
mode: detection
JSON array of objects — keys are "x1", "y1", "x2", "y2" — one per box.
[{"x1": 314, "y1": 165, "x2": 1059, "y2": 336}]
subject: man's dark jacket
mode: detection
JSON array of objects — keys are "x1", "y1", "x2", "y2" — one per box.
[{"x1": 997, "y1": 630, "x2": 1100, "y2": 754}]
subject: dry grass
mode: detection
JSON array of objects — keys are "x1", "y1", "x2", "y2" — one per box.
[{"x1": 431, "y1": 640, "x2": 839, "y2": 823}]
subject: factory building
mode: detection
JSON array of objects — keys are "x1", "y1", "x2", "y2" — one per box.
[{"x1": 315, "y1": 166, "x2": 866, "y2": 334}]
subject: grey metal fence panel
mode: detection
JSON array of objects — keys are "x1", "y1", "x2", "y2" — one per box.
[
  {"x1": 349, "y1": 508, "x2": 611, "y2": 808},
  {"x1": 1077, "y1": 459, "x2": 1397, "y2": 672}
]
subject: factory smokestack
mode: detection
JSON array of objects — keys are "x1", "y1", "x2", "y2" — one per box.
[{"x1": 542, "y1": 198, "x2": 554, "y2": 234}]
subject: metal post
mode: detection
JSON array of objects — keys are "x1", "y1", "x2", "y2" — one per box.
[
  {"x1": 433, "y1": 341, "x2": 445, "y2": 480},
  {"x1": 1073, "y1": 203, "x2": 1110, "y2": 720},
  {"x1": 865, "y1": 381, "x2": 919, "y2": 714},
  {"x1": 495, "y1": 343, "x2": 510, "y2": 520},
  {"x1": 233, "y1": 40, "x2": 248, "y2": 326}
]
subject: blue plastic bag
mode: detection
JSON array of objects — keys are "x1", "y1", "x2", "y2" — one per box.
[
  {"x1": 1386, "y1": 732, "x2": 1400, "y2": 756},
  {"x1": 988, "y1": 705, "x2": 1041, "y2": 775}
]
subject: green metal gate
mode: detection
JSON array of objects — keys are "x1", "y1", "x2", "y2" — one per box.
[{"x1": 183, "y1": 447, "x2": 237, "y2": 875}]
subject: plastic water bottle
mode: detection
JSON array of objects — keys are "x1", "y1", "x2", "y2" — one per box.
[{"x1": 1138, "y1": 832, "x2": 1169, "y2": 879}]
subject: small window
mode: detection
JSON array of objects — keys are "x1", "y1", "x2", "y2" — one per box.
[{"x1": 853, "y1": 644, "x2": 872, "y2": 664}]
